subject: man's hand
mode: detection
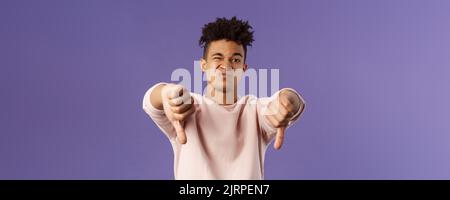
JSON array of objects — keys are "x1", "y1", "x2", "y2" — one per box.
[
  {"x1": 265, "y1": 89, "x2": 304, "y2": 150},
  {"x1": 161, "y1": 84, "x2": 195, "y2": 144}
]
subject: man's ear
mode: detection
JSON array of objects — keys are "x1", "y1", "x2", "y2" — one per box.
[
  {"x1": 200, "y1": 58, "x2": 207, "y2": 72},
  {"x1": 243, "y1": 63, "x2": 248, "y2": 72}
]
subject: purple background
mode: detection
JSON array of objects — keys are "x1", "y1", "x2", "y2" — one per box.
[{"x1": 1, "y1": 0, "x2": 450, "y2": 179}]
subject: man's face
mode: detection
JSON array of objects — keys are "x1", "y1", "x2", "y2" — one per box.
[{"x1": 200, "y1": 39, "x2": 248, "y2": 92}]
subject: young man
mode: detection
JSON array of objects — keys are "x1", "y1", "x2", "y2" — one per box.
[{"x1": 143, "y1": 17, "x2": 305, "y2": 179}]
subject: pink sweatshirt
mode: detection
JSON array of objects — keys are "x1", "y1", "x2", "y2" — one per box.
[{"x1": 142, "y1": 83, "x2": 302, "y2": 180}]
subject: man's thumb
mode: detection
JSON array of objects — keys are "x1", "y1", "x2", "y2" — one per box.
[
  {"x1": 172, "y1": 120, "x2": 187, "y2": 144},
  {"x1": 274, "y1": 126, "x2": 285, "y2": 150}
]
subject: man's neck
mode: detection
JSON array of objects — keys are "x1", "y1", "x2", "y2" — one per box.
[{"x1": 205, "y1": 85, "x2": 238, "y2": 105}]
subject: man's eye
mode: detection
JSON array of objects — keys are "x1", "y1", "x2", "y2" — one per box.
[
  {"x1": 233, "y1": 59, "x2": 241, "y2": 63},
  {"x1": 213, "y1": 57, "x2": 221, "y2": 60}
]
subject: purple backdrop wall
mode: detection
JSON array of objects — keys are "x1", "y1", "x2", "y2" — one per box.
[{"x1": 1, "y1": 0, "x2": 450, "y2": 179}]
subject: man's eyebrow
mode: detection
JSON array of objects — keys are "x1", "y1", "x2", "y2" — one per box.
[
  {"x1": 210, "y1": 52, "x2": 243, "y2": 58},
  {"x1": 211, "y1": 53, "x2": 223, "y2": 57},
  {"x1": 232, "y1": 53, "x2": 243, "y2": 57}
]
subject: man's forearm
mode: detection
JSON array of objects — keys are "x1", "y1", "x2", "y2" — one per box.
[{"x1": 150, "y1": 83, "x2": 166, "y2": 110}]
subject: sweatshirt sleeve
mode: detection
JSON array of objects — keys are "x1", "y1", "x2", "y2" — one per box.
[{"x1": 142, "y1": 82, "x2": 177, "y2": 141}]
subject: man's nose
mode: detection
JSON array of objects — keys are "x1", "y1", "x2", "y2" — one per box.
[{"x1": 218, "y1": 60, "x2": 232, "y2": 71}]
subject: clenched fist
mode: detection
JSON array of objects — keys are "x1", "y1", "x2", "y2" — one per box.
[
  {"x1": 161, "y1": 84, "x2": 195, "y2": 144},
  {"x1": 265, "y1": 88, "x2": 305, "y2": 150}
]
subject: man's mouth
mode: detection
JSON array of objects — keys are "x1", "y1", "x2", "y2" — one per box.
[{"x1": 216, "y1": 69, "x2": 234, "y2": 78}]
